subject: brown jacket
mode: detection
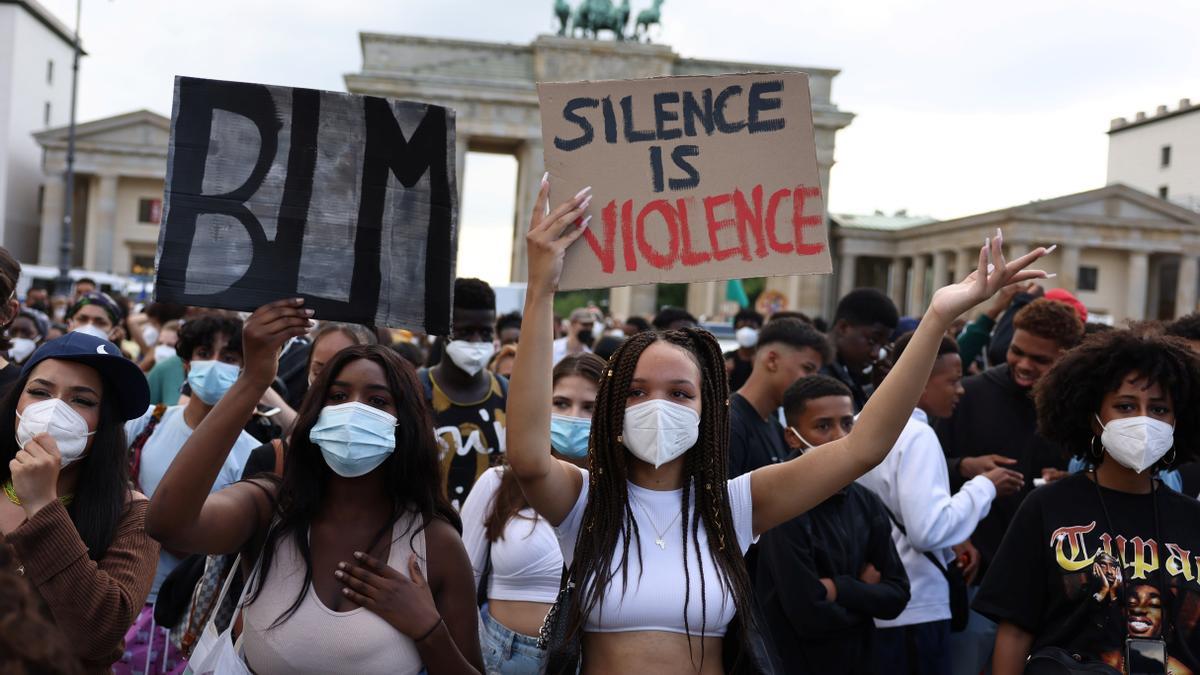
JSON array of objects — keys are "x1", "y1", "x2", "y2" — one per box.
[{"x1": 4, "y1": 497, "x2": 159, "y2": 674}]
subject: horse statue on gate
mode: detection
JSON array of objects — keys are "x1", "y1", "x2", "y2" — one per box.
[
  {"x1": 635, "y1": 0, "x2": 665, "y2": 41},
  {"x1": 554, "y1": 0, "x2": 571, "y2": 35}
]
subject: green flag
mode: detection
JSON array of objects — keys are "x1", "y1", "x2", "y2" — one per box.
[{"x1": 726, "y1": 279, "x2": 749, "y2": 308}]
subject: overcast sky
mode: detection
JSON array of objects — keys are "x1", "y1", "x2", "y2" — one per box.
[{"x1": 39, "y1": 0, "x2": 1200, "y2": 285}]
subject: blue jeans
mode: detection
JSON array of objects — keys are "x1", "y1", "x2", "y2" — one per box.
[
  {"x1": 948, "y1": 586, "x2": 998, "y2": 675},
  {"x1": 873, "y1": 620, "x2": 952, "y2": 675},
  {"x1": 481, "y1": 606, "x2": 548, "y2": 675}
]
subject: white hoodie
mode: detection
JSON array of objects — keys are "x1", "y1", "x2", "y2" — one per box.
[{"x1": 857, "y1": 407, "x2": 997, "y2": 627}]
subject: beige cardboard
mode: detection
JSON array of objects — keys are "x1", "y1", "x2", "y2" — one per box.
[{"x1": 538, "y1": 72, "x2": 831, "y2": 291}]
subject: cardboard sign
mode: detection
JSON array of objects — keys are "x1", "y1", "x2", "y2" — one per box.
[
  {"x1": 156, "y1": 76, "x2": 458, "y2": 332},
  {"x1": 538, "y1": 72, "x2": 830, "y2": 290}
]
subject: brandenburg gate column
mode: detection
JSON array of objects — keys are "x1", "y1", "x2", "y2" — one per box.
[{"x1": 510, "y1": 139, "x2": 544, "y2": 283}]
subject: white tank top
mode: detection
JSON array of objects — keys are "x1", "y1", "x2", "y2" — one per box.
[
  {"x1": 460, "y1": 467, "x2": 563, "y2": 603},
  {"x1": 554, "y1": 468, "x2": 757, "y2": 637},
  {"x1": 241, "y1": 511, "x2": 427, "y2": 674}
]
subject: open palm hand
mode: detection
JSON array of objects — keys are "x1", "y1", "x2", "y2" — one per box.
[{"x1": 929, "y1": 230, "x2": 1052, "y2": 324}]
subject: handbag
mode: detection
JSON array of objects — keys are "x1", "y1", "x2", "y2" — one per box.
[
  {"x1": 883, "y1": 505, "x2": 969, "y2": 632},
  {"x1": 184, "y1": 552, "x2": 253, "y2": 675},
  {"x1": 537, "y1": 566, "x2": 581, "y2": 675},
  {"x1": 1024, "y1": 647, "x2": 1122, "y2": 674}
]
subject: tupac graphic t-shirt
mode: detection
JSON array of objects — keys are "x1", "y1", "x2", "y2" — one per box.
[
  {"x1": 975, "y1": 472, "x2": 1200, "y2": 673},
  {"x1": 420, "y1": 368, "x2": 507, "y2": 510}
]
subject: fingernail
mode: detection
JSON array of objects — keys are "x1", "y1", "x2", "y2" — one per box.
[
  {"x1": 334, "y1": 570, "x2": 344, "y2": 578},
  {"x1": 1045, "y1": 244, "x2": 1058, "y2": 254},
  {"x1": 354, "y1": 551, "x2": 364, "y2": 559},
  {"x1": 984, "y1": 237, "x2": 990, "y2": 249},
  {"x1": 579, "y1": 215, "x2": 592, "y2": 230},
  {"x1": 580, "y1": 195, "x2": 592, "y2": 210},
  {"x1": 343, "y1": 588, "x2": 351, "y2": 595},
  {"x1": 996, "y1": 227, "x2": 1002, "y2": 239},
  {"x1": 1045, "y1": 273, "x2": 1057, "y2": 278},
  {"x1": 338, "y1": 562, "x2": 347, "y2": 570},
  {"x1": 305, "y1": 309, "x2": 315, "y2": 317},
  {"x1": 294, "y1": 298, "x2": 305, "y2": 304},
  {"x1": 541, "y1": 171, "x2": 549, "y2": 186},
  {"x1": 574, "y1": 186, "x2": 593, "y2": 199}
]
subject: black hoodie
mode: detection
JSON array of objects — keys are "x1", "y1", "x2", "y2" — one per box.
[{"x1": 932, "y1": 363, "x2": 1067, "y2": 575}]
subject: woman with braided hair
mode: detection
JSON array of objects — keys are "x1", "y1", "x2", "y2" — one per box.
[{"x1": 507, "y1": 178, "x2": 1053, "y2": 675}]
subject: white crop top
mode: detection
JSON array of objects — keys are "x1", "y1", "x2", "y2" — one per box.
[
  {"x1": 554, "y1": 467, "x2": 757, "y2": 637},
  {"x1": 460, "y1": 467, "x2": 563, "y2": 603}
]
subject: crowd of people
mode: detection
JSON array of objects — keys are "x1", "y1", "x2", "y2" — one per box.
[{"x1": 1, "y1": 186, "x2": 1199, "y2": 675}]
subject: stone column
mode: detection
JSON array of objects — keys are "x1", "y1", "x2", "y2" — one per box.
[
  {"x1": 38, "y1": 175, "x2": 65, "y2": 266},
  {"x1": 686, "y1": 281, "x2": 722, "y2": 320},
  {"x1": 931, "y1": 250, "x2": 949, "y2": 293},
  {"x1": 1060, "y1": 245, "x2": 1081, "y2": 293},
  {"x1": 954, "y1": 248, "x2": 974, "y2": 282},
  {"x1": 510, "y1": 140, "x2": 544, "y2": 283},
  {"x1": 888, "y1": 257, "x2": 907, "y2": 312},
  {"x1": 1126, "y1": 252, "x2": 1149, "y2": 321},
  {"x1": 1176, "y1": 254, "x2": 1199, "y2": 318},
  {"x1": 907, "y1": 255, "x2": 928, "y2": 316},
  {"x1": 837, "y1": 251, "x2": 858, "y2": 300},
  {"x1": 608, "y1": 285, "x2": 659, "y2": 321},
  {"x1": 91, "y1": 174, "x2": 119, "y2": 273}
]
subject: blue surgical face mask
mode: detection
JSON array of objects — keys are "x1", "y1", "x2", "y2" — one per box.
[
  {"x1": 550, "y1": 414, "x2": 591, "y2": 459},
  {"x1": 309, "y1": 402, "x2": 398, "y2": 478},
  {"x1": 187, "y1": 360, "x2": 240, "y2": 405}
]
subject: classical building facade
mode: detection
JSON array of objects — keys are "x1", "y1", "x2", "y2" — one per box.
[
  {"x1": 33, "y1": 110, "x2": 169, "y2": 275},
  {"x1": 345, "y1": 33, "x2": 854, "y2": 320},
  {"x1": 1108, "y1": 98, "x2": 1200, "y2": 212},
  {"x1": 0, "y1": 0, "x2": 77, "y2": 261},
  {"x1": 833, "y1": 184, "x2": 1200, "y2": 324}
]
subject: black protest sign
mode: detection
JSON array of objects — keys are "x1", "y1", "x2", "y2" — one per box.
[{"x1": 156, "y1": 76, "x2": 458, "y2": 332}]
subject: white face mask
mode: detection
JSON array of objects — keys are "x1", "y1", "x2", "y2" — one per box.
[
  {"x1": 788, "y1": 426, "x2": 816, "y2": 451},
  {"x1": 9, "y1": 337, "x2": 38, "y2": 363},
  {"x1": 445, "y1": 339, "x2": 495, "y2": 377},
  {"x1": 16, "y1": 398, "x2": 97, "y2": 467},
  {"x1": 735, "y1": 326, "x2": 759, "y2": 349},
  {"x1": 141, "y1": 324, "x2": 159, "y2": 347},
  {"x1": 622, "y1": 399, "x2": 700, "y2": 469},
  {"x1": 1096, "y1": 414, "x2": 1175, "y2": 474},
  {"x1": 153, "y1": 344, "x2": 177, "y2": 363},
  {"x1": 72, "y1": 323, "x2": 110, "y2": 341}
]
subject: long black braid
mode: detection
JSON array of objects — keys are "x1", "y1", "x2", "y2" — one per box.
[{"x1": 563, "y1": 327, "x2": 757, "y2": 670}]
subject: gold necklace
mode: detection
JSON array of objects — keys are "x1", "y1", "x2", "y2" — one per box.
[{"x1": 3, "y1": 480, "x2": 73, "y2": 507}]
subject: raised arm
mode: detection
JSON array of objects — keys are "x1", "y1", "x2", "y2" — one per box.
[
  {"x1": 751, "y1": 233, "x2": 1051, "y2": 535},
  {"x1": 505, "y1": 177, "x2": 591, "y2": 526},
  {"x1": 145, "y1": 299, "x2": 312, "y2": 552}
]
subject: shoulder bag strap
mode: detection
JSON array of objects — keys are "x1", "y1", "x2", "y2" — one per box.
[
  {"x1": 881, "y1": 503, "x2": 950, "y2": 574},
  {"x1": 128, "y1": 404, "x2": 168, "y2": 492}
]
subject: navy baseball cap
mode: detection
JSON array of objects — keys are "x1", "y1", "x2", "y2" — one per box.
[{"x1": 20, "y1": 332, "x2": 150, "y2": 420}]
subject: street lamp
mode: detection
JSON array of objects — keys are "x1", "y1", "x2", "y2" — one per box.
[{"x1": 55, "y1": 0, "x2": 82, "y2": 297}]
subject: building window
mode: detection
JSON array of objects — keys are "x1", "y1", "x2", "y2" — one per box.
[
  {"x1": 138, "y1": 198, "x2": 162, "y2": 224},
  {"x1": 1159, "y1": 185, "x2": 1169, "y2": 199},
  {"x1": 1078, "y1": 266, "x2": 1099, "y2": 292},
  {"x1": 1161, "y1": 145, "x2": 1171, "y2": 167},
  {"x1": 131, "y1": 255, "x2": 156, "y2": 276},
  {"x1": 47, "y1": 59, "x2": 54, "y2": 85},
  {"x1": 43, "y1": 102, "x2": 51, "y2": 126}
]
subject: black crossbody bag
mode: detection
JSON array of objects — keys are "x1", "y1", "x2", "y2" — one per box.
[{"x1": 882, "y1": 505, "x2": 969, "y2": 632}]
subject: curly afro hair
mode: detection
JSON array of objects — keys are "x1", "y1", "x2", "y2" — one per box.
[
  {"x1": 1165, "y1": 313, "x2": 1200, "y2": 342},
  {"x1": 1034, "y1": 329, "x2": 1200, "y2": 467},
  {"x1": 1013, "y1": 298, "x2": 1085, "y2": 350}
]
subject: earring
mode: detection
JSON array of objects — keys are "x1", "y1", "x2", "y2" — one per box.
[
  {"x1": 1164, "y1": 446, "x2": 1177, "y2": 466},
  {"x1": 1089, "y1": 436, "x2": 1104, "y2": 461}
]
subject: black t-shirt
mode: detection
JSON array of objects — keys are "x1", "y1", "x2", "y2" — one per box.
[
  {"x1": 724, "y1": 349, "x2": 754, "y2": 393},
  {"x1": 727, "y1": 392, "x2": 789, "y2": 478},
  {"x1": 975, "y1": 472, "x2": 1200, "y2": 671}
]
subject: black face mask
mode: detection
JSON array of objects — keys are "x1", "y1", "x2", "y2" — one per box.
[{"x1": 576, "y1": 329, "x2": 594, "y2": 346}]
